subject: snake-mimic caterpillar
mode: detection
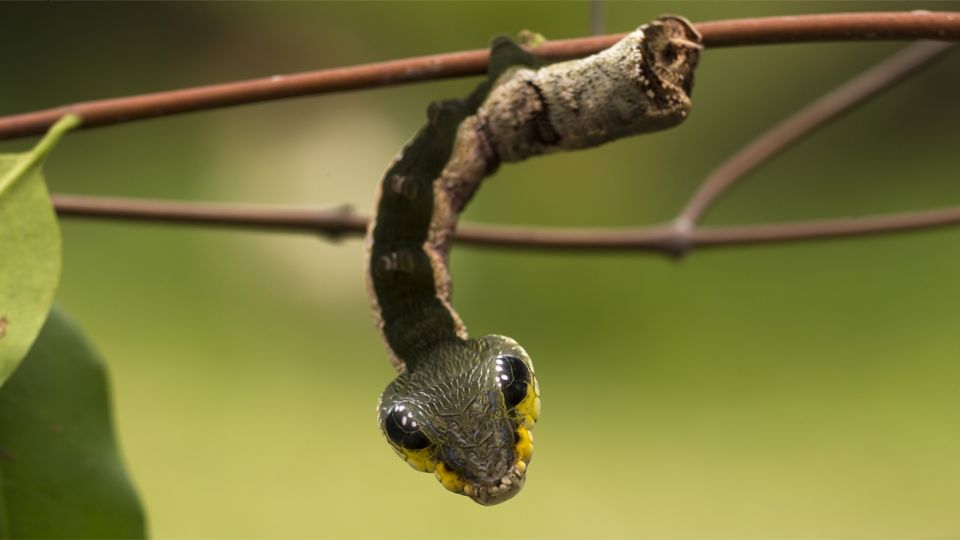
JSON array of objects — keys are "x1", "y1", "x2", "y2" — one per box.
[{"x1": 366, "y1": 16, "x2": 702, "y2": 505}]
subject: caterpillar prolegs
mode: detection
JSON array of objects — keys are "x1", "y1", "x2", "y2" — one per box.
[{"x1": 366, "y1": 16, "x2": 702, "y2": 505}]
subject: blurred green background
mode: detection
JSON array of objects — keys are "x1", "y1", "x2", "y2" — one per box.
[{"x1": 3, "y1": 1, "x2": 960, "y2": 537}]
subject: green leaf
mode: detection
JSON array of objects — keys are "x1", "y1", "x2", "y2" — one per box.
[
  {"x1": 0, "y1": 115, "x2": 81, "y2": 387},
  {"x1": 0, "y1": 308, "x2": 146, "y2": 538}
]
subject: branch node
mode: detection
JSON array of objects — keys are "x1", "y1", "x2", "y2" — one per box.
[
  {"x1": 666, "y1": 217, "x2": 694, "y2": 260},
  {"x1": 318, "y1": 204, "x2": 358, "y2": 241}
]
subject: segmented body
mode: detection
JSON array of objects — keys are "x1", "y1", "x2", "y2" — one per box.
[{"x1": 366, "y1": 16, "x2": 702, "y2": 505}]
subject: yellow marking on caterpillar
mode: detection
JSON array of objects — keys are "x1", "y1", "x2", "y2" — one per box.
[
  {"x1": 435, "y1": 462, "x2": 465, "y2": 493},
  {"x1": 515, "y1": 425, "x2": 534, "y2": 462},
  {"x1": 513, "y1": 381, "x2": 541, "y2": 429},
  {"x1": 395, "y1": 447, "x2": 436, "y2": 473}
]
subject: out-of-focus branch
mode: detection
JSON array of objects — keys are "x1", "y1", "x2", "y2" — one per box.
[
  {"x1": 0, "y1": 11, "x2": 957, "y2": 141},
  {"x1": 51, "y1": 194, "x2": 960, "y2": 255},
  {"x1": 590, "y1": 0, "x2": 604, "y2": 36},
  {"x1": 677, "y1": 40, "x2": 957, "y2": 227}
]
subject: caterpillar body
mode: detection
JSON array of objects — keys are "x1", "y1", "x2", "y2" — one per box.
[{"x1": 366, "y1": 16, "x2": 702, "y2": 505}]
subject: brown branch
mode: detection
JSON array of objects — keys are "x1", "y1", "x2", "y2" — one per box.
[
  {"x1": 51, "y1": 194, "x2": 960, "y2": 255},
  {"x1": 1, "y1": 11, "x2": 958, "y2": 141},
  {"x1": 52, "y1": 194, "x2": 368, "y2": 239},
  {"x1": 31, "y1": 12, "x2": 960, "y2": 257},
  {"x1": 690, "y1": 208, "x2": 960, "y2": 249},
  {"x1": 677, "y1": 40, "x2": 957, "y2": 227}
]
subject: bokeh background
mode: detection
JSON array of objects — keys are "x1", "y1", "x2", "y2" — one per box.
[{"x1": 3, "y1": 1, "x2": 960, "y2": 537}]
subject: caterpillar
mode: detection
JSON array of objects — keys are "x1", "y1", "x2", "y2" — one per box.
[{"x1": 366, "y1": 15, "x2": 702, "y2": 505}]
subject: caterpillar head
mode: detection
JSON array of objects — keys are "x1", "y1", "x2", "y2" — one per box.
[{"x1": 378, "y1": 336, "x2": 540, "y2": 505}]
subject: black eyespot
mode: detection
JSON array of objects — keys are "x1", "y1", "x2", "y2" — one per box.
[
  {"x1": 661, "y1": 43, "x2": 678, "y2": 65},
  {"x1": 384, "y1": 405, "x2": 431, "y2": 450},
  {"x1": 495, "y1": 355, "x2": 531, "y2": 409}
]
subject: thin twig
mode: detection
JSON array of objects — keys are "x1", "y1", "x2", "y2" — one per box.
[
  {"x1": 1, "y1": 11, "x2": 957, "y2": 141},
  {"x1": 677, "y1": 40, "x2": 957, "y2": 227},
  {"x1": 51, "y1": 194, "x2": 367, "y2": 239},
  {"x1": 52, "y1": 194, "x2": 960, "y2": 255},
  {"x1": 590, "y1": 0, "x2": 604, "y2": 36},
  {"x1": 690, "y1": 208, "x2": 960, "y2": 249}
]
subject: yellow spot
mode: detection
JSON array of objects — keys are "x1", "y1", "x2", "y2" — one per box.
[
  {"x1": 435, "y1": 462, "x2": 465, "y2": 493},
  {"x1": 396, "y1": 447, "x2": 436, "y2": 473},
  {"x1": 517, "y1": 29, "x2": 548, "y2": 48},
  {"x1": 515, "y1": 425, "x2": 534, "y2": 462},
  {"x1": 514, "y1": 381, "x2": 541, "y2": 429}
]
